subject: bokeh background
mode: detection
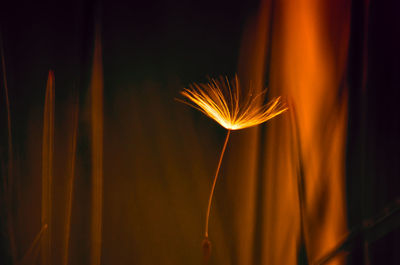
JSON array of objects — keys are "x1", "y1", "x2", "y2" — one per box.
[{"x1": 0, "y1": 0, "x2": 399, "y2": 264}]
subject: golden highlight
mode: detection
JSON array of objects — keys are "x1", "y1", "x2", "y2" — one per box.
[{"x1": 180, "y1": 75, "x2": 287, "y2": 130}]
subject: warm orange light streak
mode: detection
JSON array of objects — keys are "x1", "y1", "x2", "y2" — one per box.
[
  {"x1": 90, "y1": 26, "x2": 104, "y2": 265},
  {"x1": 232, "y1": 0, "x2": 273, "y2": 263},
  {"x1": 62, "y1": 98, "x2": 79, "y2": 265},
  {"x1": 180, "y1": 76, "x2": 287, "y2": 131},
  {"x1": 41, "y1": 70, "x2": 55, "y2": 265},
  {"x1": 263, "y1": 0, "x2": 351, "y2": 264}
]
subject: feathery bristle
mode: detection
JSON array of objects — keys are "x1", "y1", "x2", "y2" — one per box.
[{"x1": 180, "y1": 75, "x2": 287, "y2": 130}]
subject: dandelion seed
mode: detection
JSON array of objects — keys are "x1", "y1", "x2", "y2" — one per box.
[
  {"x1": 179, "y1": 75, "x2": 287, "y2": 131},
  {"x1": 178, "y1": 75, "x2": 287, "y2": 261}
]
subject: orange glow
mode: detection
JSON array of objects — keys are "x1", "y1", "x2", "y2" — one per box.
[
  {"x1": 90, "y1": 26, "x2": 104, "y2": 265},
  {"x1": 262, "y1": 0, "x2": 351, "y2": 264},
  {"x1": 180, "y1": 76, "x2": 287, "y2": 130},
  {"x1": 41, "y1": 70, "x2": 55, "y2": 265}
]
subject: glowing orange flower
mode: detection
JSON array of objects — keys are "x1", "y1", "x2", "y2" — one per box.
[{"x1": 179, "y1": 75, "x2": 287, "y2": 130}]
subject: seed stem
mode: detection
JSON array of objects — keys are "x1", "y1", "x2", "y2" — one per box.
[{"x1": 204, "y1": 129, "x2": 231, "y2": 239}]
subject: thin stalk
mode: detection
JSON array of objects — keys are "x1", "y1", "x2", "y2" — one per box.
[{"x1": 204, "y1": 129, "x2": 231, "y2": 239}]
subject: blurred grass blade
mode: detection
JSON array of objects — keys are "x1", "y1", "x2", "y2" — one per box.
[
  {"x1": 18, "y1": 224, "x2": 48, "y2": 265},
  {"x1": 90, "y1": 26, "x2": 104, "y2": 265},
  {"x1": 62, "y1": 96, "x2": 79, "y2": 265},
  {"x1": 1, "y1": 31, "x2": 17, "y2": 265},
  {"x1": 0, "y1": 31, "x2": 13, "y2": 194},
  {"x1": 41, "y1": 70, "x2": 55, "y2": 265}
]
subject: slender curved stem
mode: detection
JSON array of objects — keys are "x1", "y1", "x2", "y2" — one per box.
[{"x1": 204, "y1": 129, "x2": 231, "y2": 238}]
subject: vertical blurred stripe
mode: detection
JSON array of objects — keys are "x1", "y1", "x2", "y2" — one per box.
[
  {"x1": 230, "y1": 0, "x2": 272, "y2": 264},
  {"x1": 265, "y1": 0, "x2": 351, "y2": 264},
  {"x1": 90, "y1": 26, "x2": 104, "y2": 265},
  {"x1": 41, "y1": 70, "x2": 55, "y2": 265},
  {"x1": 1, "y1": 32, "x2": 17, "y2": 265},
  {"x1": 62, "y1": 97, "x2": 79, "y2": 265},
  {"x1": 261, "y1": 105, "x2": 299, "y2": 265}
]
